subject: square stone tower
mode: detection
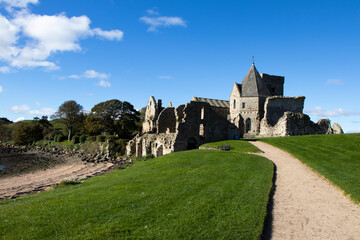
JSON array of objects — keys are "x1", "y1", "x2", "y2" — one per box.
[{"x1": 229, "y1": 64, "x2": 284, "y2": 137}]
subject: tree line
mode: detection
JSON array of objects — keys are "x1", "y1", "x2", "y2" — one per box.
[{"x1": 0, "y1": 99, "x2": 144, "y2": 146}]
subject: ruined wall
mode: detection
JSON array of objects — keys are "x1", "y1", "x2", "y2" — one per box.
[
  {"x1": 174, "y1": 101, "x2": 229, "y2": 152},
  {"x1": 157, "y1": 107, "x2": 176, "y2": 134},
  {"x1": 263, "y1": 96, "x2": 305, "y2": 126},
  {"x1": 261, "y1": 73, "x2": 284, "y2": 96},
  {"x1": 142, "y1": 97, "x2": 163, "y2": 133},
  {"x1": 260, "y1": 112, "x2": 333, "y2": 137},
  {"x1": 126, "y1": 132, "x2": 177, "y2": 157}
]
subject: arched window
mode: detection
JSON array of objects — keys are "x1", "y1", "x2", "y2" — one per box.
[
  {"x1": 246, "y1": 118, "x2": 251, "y2": 132},
  {"x1": 233, "y1": 99, "x2": 236, "y2": 109}
]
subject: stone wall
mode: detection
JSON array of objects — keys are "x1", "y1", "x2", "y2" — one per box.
[
  {"x1": 174, "y1": 101, "x2": 230, "y2": 152},
  {"x1": 261, "y1": 73, "x2": 284, "y2": 96},
  {"x1": 263, "y1": 96, "x2": 305, "y2": 126},
  {"x1": 157, "y1": 107, "x2": 176, "y2": 134},
  {"x1": 126, "y1": 132, "x2": 177, "y2": 157},
  {"x1": 260, "y1": 111, "x2": 333, "y2": 137}
]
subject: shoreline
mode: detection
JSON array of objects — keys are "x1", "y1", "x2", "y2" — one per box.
[{"x1": 0, "y1": 144, "x2": 129, "y2": 199}]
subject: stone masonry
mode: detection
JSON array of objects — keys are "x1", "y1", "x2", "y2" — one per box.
[{"x1": 127, "y1": 64, "x2": 342, "y2": 157}]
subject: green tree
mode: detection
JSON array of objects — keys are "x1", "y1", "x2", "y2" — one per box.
[
  {"x1": 85, "y1": 99, "x2": 140, "y2": 138},
  {"x1": 12, "y1": 123, "x2": 43, "y2": 145},
  {"x1": 52, "y1": 100, "x2": 83, "y2": 141},
  {"x1": 0, "y1": 117, "x2": 13, "y2": 142}
]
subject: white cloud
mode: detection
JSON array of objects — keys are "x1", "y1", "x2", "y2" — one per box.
[
  {"x1": 61, "y1": 70, "x2": 111, "y2": 87},
  {"x1": 11, "y1": 104, "x2": 30, "y2": 113},
  {"x1": 14, "y1": 117, "x2": 24, "y2": 122},
  {"x1": 28, "y1": 107, "x2": 55, "y2": 115},
  {"x1": 93, "y1": 28, "x2": 123, "y2": 41},
  {"x1": 140, "y1": 10, "x2": 187, "y2": 32},
  {"x1": 0, "y1": 15, "x2": 20, "y2": 62},
  {"x1": 146, "y1": 8, "x2": 159, "y2": 16},
  {"x1": 158, "y1": 75, "x2": 173, "y2": 79},
  {"x1": 34, "y1": 102, "x2": 41, "y2": 106},
  {"x1": 83, "y1": 69, "x2": 109, "y2": 79},
  {"x1": 0, "y1": 2, "x2": 123, "y2": 70},
  {"x1": 0, "y1": 66, "x2": 10, "y2": 73},
  {"x1": 0, "y1": 85, "x2": 3, "y2": 92},
  {"x1": 0, "y1": 0, "x2": 38, "y2": 8},
  {"x1": 327, "y1": 79, "x2": 343, "y2": 86},
  {"x1": 11, "y1": 104, "x2": 55, "y2": 115},
  {"x1": 98, "y1": 80, "x2": 111, "y2": 87},
  {"x1": 305, "y1": 106, "x2": 360, "y2": 118},
  {"x1": 68, "y1": 74, "x2": 81, "y2": 79}
]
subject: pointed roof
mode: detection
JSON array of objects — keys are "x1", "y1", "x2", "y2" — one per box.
[{"x1": 241, "y1": 64, "x2": 271, "y2": 97}]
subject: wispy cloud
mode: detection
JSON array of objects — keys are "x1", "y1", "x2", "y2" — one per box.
[
  {"x1": 0, "y1": 66, "x2": 10, "y2": 74},
  {"x1": 327, "y1": 79, "x2": 343, "y2": 86},
  {"x1": 0, "y1": 86, "x2": 3, "y2": 93},
  {"x1": 83, "y1": 70, "x2": 110, "y2": 79},
  {"x1": 158, "y1": 75, "x2": 173, "y2": 80},
  {"x1": 305, "y1": 106, "x2": 360, "y2": 117},
  {"x1": 0, "y1": 0, "x2": 123, "y2": 70},
  {"x1": 98, "y1": 80, "x2": 111, "y2": 87},
  {"x1": 140, "y1": 9, "x2": 187, "y2": 32},
  {"x1": 61, "y1": 69, "x2": 112, "y2": 87},
  {"x1": 11, "y1": 104, "x2": 55, "y2": 115},
  {"x1": 146, "y1": 8, "x2": 159, "y2": 16}
]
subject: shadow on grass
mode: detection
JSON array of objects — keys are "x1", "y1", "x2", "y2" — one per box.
[{"x1": 261, "y1": 162, "x2": 277, "y2": 240}]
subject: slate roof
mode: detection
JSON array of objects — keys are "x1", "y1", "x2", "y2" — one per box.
[
  {"x1": 191, "y1": 97, "x2": 230, "y2": 108},
  {"x1": 241, "y1": 64, "x2": 271, "y2": 97}
]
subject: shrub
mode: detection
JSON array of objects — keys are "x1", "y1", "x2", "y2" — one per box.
[
  {"x1": 56, "y1": 178, "x2": 83, "y2": 188},
  {"x1": 72, "y1": 135, "x2": 80, "y2": 144},
  {"x1": 96, "y1": 135, "x2": 106, "y2": 142},
  {"x1": 106, "y1": 135, "x2": 118, "y2": 142},
  {"x1": 86, "y1": 135, "x2": 97, "y2": 142},
  {"x1": 79, "y1": 135, "x2": 87, "y2": 143},
  {"x1": 114, "y1": 139, "x2": 127, "y2": 155},
  {"x1": 55, "y1": 135, "x2": 66, "y2": 142}
]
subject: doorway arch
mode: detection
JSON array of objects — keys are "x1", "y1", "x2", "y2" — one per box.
[
  {"x1": 187, "y1": 137, "x2": 198, "y2": 150},
  {"x1": 245, "y1": 118, "x2": 252, "y2": 133}
]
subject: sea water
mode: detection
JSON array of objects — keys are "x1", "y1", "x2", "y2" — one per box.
[{"x1": 0, "y1": 165, "x2": 5, "y2": 171}]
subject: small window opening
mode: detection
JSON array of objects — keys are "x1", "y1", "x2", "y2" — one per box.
[
  {"x1": 199, "y1": 124, "x2": 204, "y2": 137},
  {"x1": 233, "y1": 99, "x2": 236, "y2": 109},
  {"x1": 242, "y1": 102, "x2": 246, "y2": 108},
  {"x1": 201, "y1": 107, "x2": 205, "y2": 119}
]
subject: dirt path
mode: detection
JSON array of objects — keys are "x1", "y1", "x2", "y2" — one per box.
[
  {"x1": 250, "y1": 141, "x2": 360, "y2": 240},
  {"x1": 0, "y1": 157, "x2": 114, "y2": 199}
]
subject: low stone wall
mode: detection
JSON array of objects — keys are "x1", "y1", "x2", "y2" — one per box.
[{"x1": 260, "y1": 112, "x2": 333, "y2": 137}]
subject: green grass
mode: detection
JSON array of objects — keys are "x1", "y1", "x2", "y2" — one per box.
[
  {"x1": 0, "y1": 150, "x2": 273, "y2": 240},
  {"x1": 261, "y1": 133, "x2": 360, "y2": 203},
  {"x1": 200, "y1": 140, "x2": 262, "y2": 153}
]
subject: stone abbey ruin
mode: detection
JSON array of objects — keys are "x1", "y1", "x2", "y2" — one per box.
[{"x1": 127, "y1": 64, "x2": 342, "y2": 157}]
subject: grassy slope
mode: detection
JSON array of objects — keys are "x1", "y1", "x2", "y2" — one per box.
[
  {"x1": 200, "y1": 140, "x2": 262, "y2": 153},
  {"x1": 0, "y1": 150, "x2": 273, "y2": 240},
  {"x1": 261, "y1": 134, "x2": 360, "y2": 203}
]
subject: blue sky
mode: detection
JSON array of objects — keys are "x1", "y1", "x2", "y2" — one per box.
[{"x1": 0, "y1": 0, "x2": 359, "y2": 133}]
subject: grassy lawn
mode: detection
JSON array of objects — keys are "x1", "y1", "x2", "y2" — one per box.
[
  {"x1": 200, "y1": 140, "x2": 262, "y2": 153},
  {"x1": 261, "y1": 133, "x2": 360, "y2": 203},
  {"x1": 0, "y1": 150, "x2": 273, "y2": 240}
]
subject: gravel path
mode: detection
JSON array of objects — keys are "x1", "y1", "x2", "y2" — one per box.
[
  {"x1": 250, "y1": 141, "x2": 360, "y2": 240},
  {"x1": 0, "y1": 157, "x2": 114, "y2": 199}
]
